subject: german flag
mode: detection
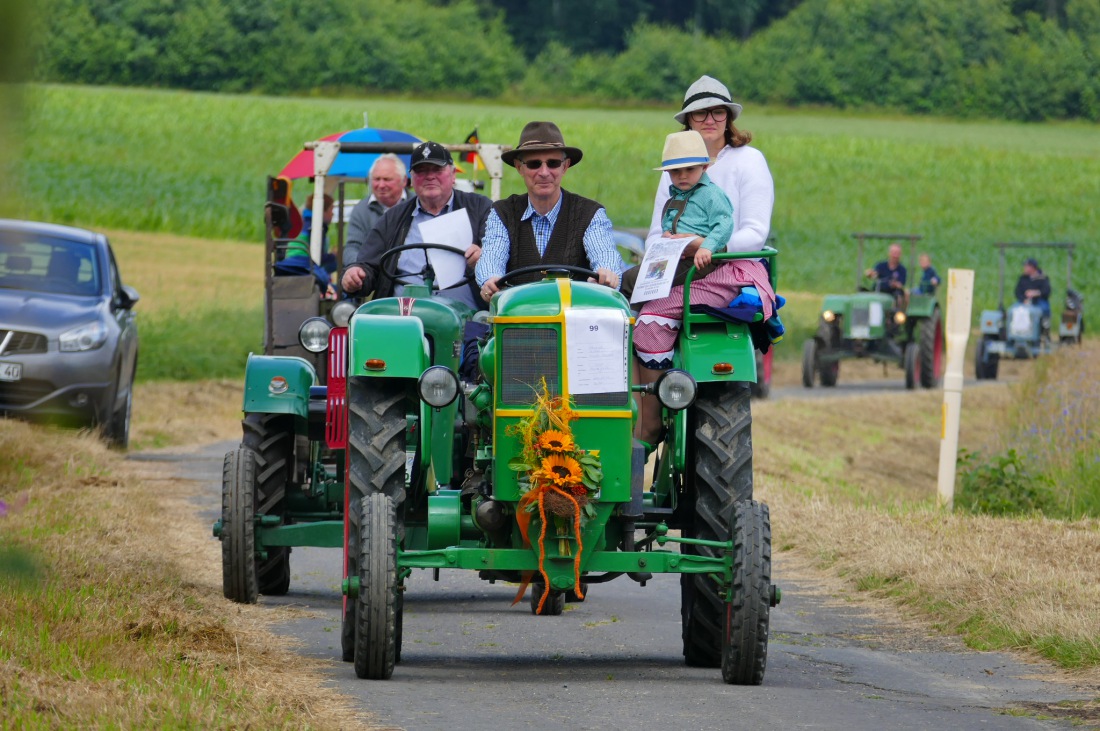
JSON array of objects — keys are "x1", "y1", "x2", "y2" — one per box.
[{"x1": 463, "y1": 127, "x2": 483, "y2": 170}]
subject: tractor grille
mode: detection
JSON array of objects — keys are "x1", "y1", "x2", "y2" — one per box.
[
  {"x1": 325, "y1": 327, "x2": 348, "y2": 449},
  {"x1": 0, "y1": 329, "x2": 47, "y2": 356},
  {"x1": 500, "y1": 327, "x2": 559, "y2": 403},
  {"x1": 850, "y1": 306, "x2": 869, "y2": 327}
]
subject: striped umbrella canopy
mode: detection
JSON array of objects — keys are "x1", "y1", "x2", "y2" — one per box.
[{"x1": 278, "y1": 127, "x2": 422, "y2": 179}]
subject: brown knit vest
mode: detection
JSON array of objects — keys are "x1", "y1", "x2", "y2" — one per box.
[{"x1": 493, "y1": 189, "x2": 603, "y2": 284}]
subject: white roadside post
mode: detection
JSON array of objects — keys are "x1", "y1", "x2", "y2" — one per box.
[{"x1": 937, "y1": 268, "x2": 975, "y2": 509}]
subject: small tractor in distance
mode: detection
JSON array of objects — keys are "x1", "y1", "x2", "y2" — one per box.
[
  {"x1": 802, "y1": 232, "x2": 943, "y2": 390},
  {"x1": 975, "y1": 241, "x2": 1082, "y2": 380},
  {"x1": 213, "y1": 131, "x2": 782, "y2": 684}
]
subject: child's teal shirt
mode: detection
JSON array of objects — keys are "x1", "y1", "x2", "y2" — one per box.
[{"x1": 659, "y1": 172, "x2": 734, "y2": 253}]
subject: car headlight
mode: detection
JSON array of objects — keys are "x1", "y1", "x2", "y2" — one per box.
[
  {"x1": 298, "y1": 317, "x2": 332, "y2": 353},
  {"x1": 655, "y1": 369, "x2": 696, "y2": 411},
  {"x1": 60, "y1": 321, "x2": 108, "y2": 352},
  {"x1": 331, "y1": 299, "x2": 357, "y2": 328},
  {"x1": 418, "y1": 366, "x2": 459, "y2": 408}
]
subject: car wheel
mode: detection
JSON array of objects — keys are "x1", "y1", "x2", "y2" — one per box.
[{"x1": 105, "y1": 375, "x2": 133, "y2": 450}]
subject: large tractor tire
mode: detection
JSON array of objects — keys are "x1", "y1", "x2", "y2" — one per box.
[
  {"x1": 975, "y1": 337, "x2": 999, "y2": 381},
  {"x1": 241, "y1": 413, "x2": 293, "y2": 596},
  {"x1": 722, "y1": 500, "x2": 773, "y2": 685},
  {"x1": 221, "y1": 447, "x2": 258, "y2": 604},
  {"x1": 903, "y1": 342, "x2": 920, "y2": 390},
  {"x1": 354, "y1": 492, "x2": 399, "y2": 680},
  {"x1": 346, "y1": 378, "x2": 408, "y2": 668},
  {"x1": 682, "y1": 382, "x2": 753, "y2": 667},
  {"x1": 801, "y1": 340, "x2": 816, "y2": 388},
  {"x1": 918, "y1": 310, "x2": 943, "y2": 388}
]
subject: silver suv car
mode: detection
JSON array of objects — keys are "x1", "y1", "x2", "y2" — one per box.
[{"x1": 0, "y1": 220, "x2": 139, "y2": 448}]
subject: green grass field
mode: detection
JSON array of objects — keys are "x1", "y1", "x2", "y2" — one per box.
[{"x1": 8, "y1": 83, "x2": 1099, "y2": 314}]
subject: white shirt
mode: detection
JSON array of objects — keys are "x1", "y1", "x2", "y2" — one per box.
[{"x1": 647, "y1": 144, "x2": 774, "y2": 253}]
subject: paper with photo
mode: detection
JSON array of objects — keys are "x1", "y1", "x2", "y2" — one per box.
[
  {"x1": 419, "y1": 210, "x2": 473, "y2": 289},
  {"x1": 630, "y1": 236, "x2": 694, "y2": 304},
  {"x1": 565, "y1": 308, "x2": 628, "y2": 395}
]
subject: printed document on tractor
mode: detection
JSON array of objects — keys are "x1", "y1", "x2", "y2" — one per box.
[
  {"x1": 420, "y1": 210, "x2": 474, "y2": 289},
  {"x1": 630, "y1": 236, "x2": 693, "y2": 304},
  {"x1": 564, "y1": 308, "x2": 629, "y2": 394}
]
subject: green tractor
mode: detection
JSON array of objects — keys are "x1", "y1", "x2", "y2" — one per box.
[
  {"x1": 216, "y1": 186, "x2": 781, "y2": 682},
  {"x1": 802, "y1": 232, "x2": 943, "y2": 390}
]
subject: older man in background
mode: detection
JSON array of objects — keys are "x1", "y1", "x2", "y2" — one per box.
[{"x1": 343, "y1": 153, "x2": 409, "y2": 268}]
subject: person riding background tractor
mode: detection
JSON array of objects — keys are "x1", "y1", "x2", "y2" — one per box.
[
  {"x1": 341, "y1": 141, "x2": 489, "y2": 309},
  {"x1": 475, "y1": 120, "x2": 625, "y2": 301},
  {"x1": 1016, "y1": 256, "x2": 1051, "y2": 320},
  {"x1": 865, "y1": 243, "x2": 907, "y2": 302},
  {"x1": 917, "y1": 252, "x2": 940, "y2": 295},
  {"x1": 343, "y1": 153, "x2": 409, "y2": 268}
]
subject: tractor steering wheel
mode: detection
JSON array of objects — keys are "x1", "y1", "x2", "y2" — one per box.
[
  {"x1": 494, "y1": 264, "x2": 601, "y2": 291},
  {"x1": 378, "y1": 243, "x2": 472, "y2": 292}
]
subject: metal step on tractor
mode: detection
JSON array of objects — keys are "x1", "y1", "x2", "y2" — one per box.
[
  {"x1": 975, "y1": 241, "x2": 1083, "y2": 380},
  {"x1": 802, "y1": 232, "x2": 943, "y2": 390},
  {"x1": 212, "y1": 132, "x2": 781, "y2": 684}
]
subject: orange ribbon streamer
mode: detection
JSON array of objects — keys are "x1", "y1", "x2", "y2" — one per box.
[{"x1": 510, "y1": 483, "x2": 586, "y2": 612}]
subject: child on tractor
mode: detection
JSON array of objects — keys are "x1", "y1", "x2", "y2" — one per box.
[{"x1": 629, "y1": 130, "x2": 776, "y2": 446}]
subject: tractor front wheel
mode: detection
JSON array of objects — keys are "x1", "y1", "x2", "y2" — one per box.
[
  {"x1": 975, "y1": 337, "x2": 999, "y2": 381},
  {"x1": 801, "y1": 340, "x2": 816, "y2": 388},
  {"x1": 904, "y1": 342, "x2": 920, "y2": 390},
  {"x1": 530, "y1": 583, "x2": 566, "y2": 615},
  {"x1": 221, "y1": 447, "x2": 258, "y2": 604},
  {"x1": 354, "y1": 492, "x2": 399, "y2": 680},
  {"x1": 241, "y1": 413, "x2": 293, "y2": 596},
  {"x1": 682, "y1": 382, "x2": 753, "y2": 667},
  {"x1": 919, "y1": 310, "x2": 943, "y2": 388},
  {"x1": 722, "y1": 500, "x2": 772, "y2": 685}
]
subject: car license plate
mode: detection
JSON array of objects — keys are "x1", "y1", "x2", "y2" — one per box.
[{"x1": 0, "y1": 361, "x2": 21, "y2": 382}]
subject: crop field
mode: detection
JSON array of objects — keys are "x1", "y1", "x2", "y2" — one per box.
[{"x1": 8, "y1": 84, "x2": 1099, "y2": 314}]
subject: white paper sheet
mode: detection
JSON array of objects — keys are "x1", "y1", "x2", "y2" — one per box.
[
  {"x1": 630, "y1": 236, "x2": 694, "y2": 304},
  {"x1": 565, "y1": 309, "x2": 628, "y2": 395},
  {"x1": 418, "y1": 210, "x2": 474, "y2": 289}
]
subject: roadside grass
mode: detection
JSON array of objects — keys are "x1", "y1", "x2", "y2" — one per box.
[
  {"x1": 755, "y1": 341, "x2": 1100, "y2": 673},
  {"x1": 0, "y1": 420, "x2": 358, "y2": 730},
  {"x1": 10, "y1": 84, "x2": 1100, "y2": 312}
]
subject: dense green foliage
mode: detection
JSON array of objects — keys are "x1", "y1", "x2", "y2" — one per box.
[
  {"x1": 24, "y1": 0, "x2": 1100, "y2": 121},
  {"x1": 956, "y1": 448, "x2": 1057, "y2": 515},
  {"x1": 12, "y1": 85, "x2": 1099, "y2": 319}
]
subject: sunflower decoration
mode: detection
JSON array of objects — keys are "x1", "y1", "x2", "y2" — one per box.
[{"x1": 505, "y1": 379, "x2": 603, "y2": 612}]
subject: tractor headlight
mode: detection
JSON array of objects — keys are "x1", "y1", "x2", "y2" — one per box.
[
  {"x1": 298, "y1": 317, "x2": 332, "y2": 353},
  {"x1": 418, "y1": 366, "x2": 460, "y2": 408},
  {"x1": 331, "y1": 299, "x2": 357, "y2": 328},
  {"x1": 655, "y1": 369, "x2": 696, "y2": 411},
  {"x1": 822, "y1": 310, "x2": 836, "y2": 323},
  {"x1": 894, "y1": 311, "x2": 907, "y2": 325}
]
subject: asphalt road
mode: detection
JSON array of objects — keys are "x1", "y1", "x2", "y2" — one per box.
[{"x1": 171, "y1": 441, "x2": 1088, "y2": 731}]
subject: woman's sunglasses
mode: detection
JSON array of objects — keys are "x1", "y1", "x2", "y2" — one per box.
[
  {"x1": 688, "y1": 107, "x2": 729, "y2": 123},
  {"x1": 519, "y1": 157, "x2": 565, "y2": 170}
]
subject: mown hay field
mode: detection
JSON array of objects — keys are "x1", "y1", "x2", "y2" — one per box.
[{"x1": 7, "y1": 84, "x2": 1099, "y2": 314}]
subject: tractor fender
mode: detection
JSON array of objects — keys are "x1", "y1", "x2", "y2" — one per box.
[
  {"x1": 906, "y1": 293, "x2": 939, "y2": 319},
  {"x1": 242, "y1": 353, "x2": 318, "y2": 419},
  {"x1": 677, "y1": 321, "x2": 757, "y2": 384},
  {"x1": 347, "y1": 314, "x2": 430, "y2": 378},
  {"x1": 979, "y1": 309, "x2": 1003, "y2": 336}
]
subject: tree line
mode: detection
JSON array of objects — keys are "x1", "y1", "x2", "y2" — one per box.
[{"x1": 29, "y1": 0, "x2": 1100, "y2": 121}]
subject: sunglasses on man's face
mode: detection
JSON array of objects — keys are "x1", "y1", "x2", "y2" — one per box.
[{"x1": 519, "y1": 157, "x2": 565, "y2": 171}]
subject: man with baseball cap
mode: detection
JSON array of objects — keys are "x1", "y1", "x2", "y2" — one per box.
[
  {"x1": 341, "y1": 141, "x2": 490, "y2": 308},
  {"x1": 475, "y1": 121, "x2": 625, "y2": 301}
]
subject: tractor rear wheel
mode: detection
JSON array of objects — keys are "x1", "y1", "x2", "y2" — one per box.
[
  {"x1": 904, "y1": 342, "x2": 920, "y2": 390},
  {"x1": 682, "y1": 382, "x2": 753, "y2": 667},
  {"x1": 242, "y1": 413, "x2": 293, "y2": 596},
  {"x1": 722, "y1": 500, "x2": 772, "y2": 685},
  {"x1": 354, "y1": 492, "x2": 399, "y2": 680},
  {"x1": 975, "y1": 337, "x2": 999, "y2": 381},
  {"x1": 221, "y1": 447, "x2": 258, "y2": 604},
  {"x1": 801, "y1": 340, "x2": 816, "y2": 388},
  {"x1": 919, "y1": 310, "x2": 943, "y2": 388}
]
